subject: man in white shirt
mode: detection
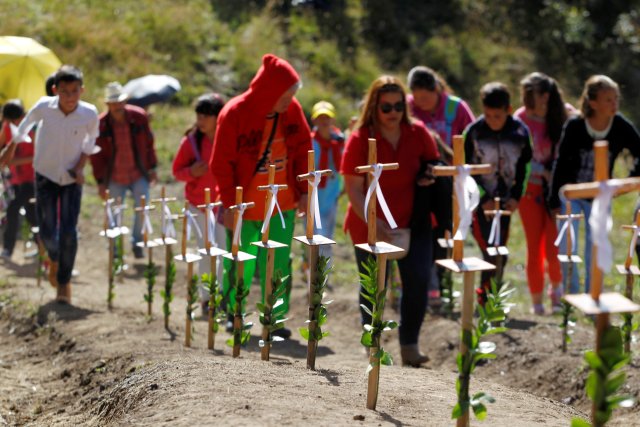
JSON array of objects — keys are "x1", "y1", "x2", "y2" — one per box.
[{"x1": 15, "y1": 65, "x2": 99, "y2": 304}]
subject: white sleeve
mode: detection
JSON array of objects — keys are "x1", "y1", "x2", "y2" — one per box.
[
  {"x1": 82, "y1": 108, "x2": 99, "y2": 155},
  {"x1": 15, "y1": 100, "x2": 44, "y2": 142}
]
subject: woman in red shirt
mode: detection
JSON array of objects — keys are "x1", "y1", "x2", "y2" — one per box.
[
  {"x1": 172, "y1": 93, "x2": 226, "y2": 315},
  {"x1": 340, "y1": 76, "x2": 440, "y2": 367}
]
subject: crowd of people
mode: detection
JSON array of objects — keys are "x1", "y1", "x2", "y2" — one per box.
[{"x1": 2, "y1": 55, "x2": 640, "y2": 367}]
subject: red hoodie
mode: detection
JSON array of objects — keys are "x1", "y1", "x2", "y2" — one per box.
[{"x1": 210, "y1": 54, "x2": 311, "y2": 209}]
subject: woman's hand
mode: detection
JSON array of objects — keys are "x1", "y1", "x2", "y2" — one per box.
[
  {"x1": 417, "y1": 164, "x2": 435, "y2": 187},
  {"x1": 190, "y1": 160, "x2": 208, "y2": 177}
]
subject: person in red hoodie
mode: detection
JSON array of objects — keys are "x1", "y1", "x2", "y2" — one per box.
[
  {"x1": 0, "y1": 100, "x2": 37, "y2": 259},
  {"x1": 210, "y1": 54, "x2": 311, "y2": 339},
  {"x1": 173, "y1": 93, "x2": 226, "y2": 315}
]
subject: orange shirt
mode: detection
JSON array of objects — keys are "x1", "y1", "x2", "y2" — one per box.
[{"x1": 244, "y1": 116, "x2": 296, "y2": 221}]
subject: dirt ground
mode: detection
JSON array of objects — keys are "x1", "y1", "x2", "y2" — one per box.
[{"x1": 0, "y1": 184, "x2": 639, "y2": 426}]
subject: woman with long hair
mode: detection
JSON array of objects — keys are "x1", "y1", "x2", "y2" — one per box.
[
  {"x1": 515, "y1": 72, "x2": 573, "y2": 314},
  {"x1": 172, "y1": 93, "x2": 226, "y2": 315},
  {"x1": 549, "y1": 75, "x2": 640, "y2": 293},
  {"x1": 340, "y1": 76, "x2": 440, "y2": 367}
]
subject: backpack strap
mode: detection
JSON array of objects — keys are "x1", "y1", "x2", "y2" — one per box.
[
  {"x1": 444, "y1": 95, "x2": 461, "y2": 146},
  {"x1": 187, "y1": 132, "x2": 201, "y2": 162}
]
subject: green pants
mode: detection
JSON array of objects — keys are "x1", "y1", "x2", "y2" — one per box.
[{"x1": 223, "y1": 209, "x2": 295, "y2": 316}]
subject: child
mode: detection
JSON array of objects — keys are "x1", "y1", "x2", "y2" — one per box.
[
  {"x1": 464, "y1": 82, "x2": 532, "y2": 304},
  {"x1": 549, "y1": 75, "x2": 640, "y2": 293},
  {"x1": 15, "y1": 65, "x2": 99, "y2": 304},
  {"x1": 309, "y1": 100, "x2": 344, "y2": 259},
  {"x1": 173, "y1": 93, "x2": 226, "y2": 316},
  {"x1": 0, "y1": 100, "x2": 37, "y2": 260}
]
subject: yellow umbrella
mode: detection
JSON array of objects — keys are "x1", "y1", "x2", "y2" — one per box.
[{"x1": 0, "y1": 36, "x2": 61, "y2": 109}]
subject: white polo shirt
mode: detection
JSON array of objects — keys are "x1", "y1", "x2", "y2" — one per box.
[{"x1": 17, "y1": 96, "x2": 99, "y2": 186}]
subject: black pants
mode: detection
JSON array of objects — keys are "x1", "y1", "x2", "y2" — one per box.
[
  {"x1": 3, "y1": 182, "x2": 37, "y2": 254},
  {"x1": 356, "y1": 227, "x2": 432, "y2": 345}
]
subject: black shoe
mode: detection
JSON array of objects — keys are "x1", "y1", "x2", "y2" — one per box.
[
  {"x1": 271, "y1": 327, "x2": 292, "y2": 340},
  {"x1": 133, "y1": 246, "x2": 144, "y2": 259},
  {"x1": 0, "y1": 249, "x2": 11, "y2": 259}
]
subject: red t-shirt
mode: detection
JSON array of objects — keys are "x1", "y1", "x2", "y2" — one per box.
[
  {"x1": 2, "y1": 122, "x2": 35, "y2": 185},
  {"x1": 339, "y1": 122, "x2": 440, "y2": 244}
]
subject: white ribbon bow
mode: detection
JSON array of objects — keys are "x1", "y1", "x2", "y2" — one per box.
[
  {"x1": 142, "y1": 208, "x2": 153, "y2": 236},
  {"x1": 261, "y1": 185, "x2": 286, "y2": 234},
  {"x1": 454, "y1": 165, "x2": 480, "y2": 240},
  {"x1": 105, "y1": 199, "x2": 115, "y2": 229},
  {"x1": 487, "y1": 210, "x2": 501, "y2": 247},
  {"x1": 162, "y1": 203, "x2": 176, "y2": 239},
  {"x1": 205, "y1": 204, "x2": 217, "y2": 246},
  {"x1": 113, "y1": 204, "x2": 125, "y2": 228},
  {"x1": 364, "y1": 164, "x2": 397, "y2": 229},
  {"x1": 232, "y1": 203, "x2": 249, "y2": 247},
  {"x1": 183, "y1": 209, "x2": 202, "y2": 242},
  {"x1": 589, "y1": 181, "x2": 616, "y2": 273},
  {"x1": 554, "y1": 215, "x2": 576, "y2": 253},
  {"x1": 9, "y1": 123, "x2": 32, "y2": 144}
]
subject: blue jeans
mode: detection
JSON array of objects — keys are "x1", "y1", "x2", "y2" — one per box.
[
  {"x1": 558, "y1": 199, "x2": 592, "y2": 293},
  {"x1": 108, "y1": 177, "x2": 149, "y2": 246},
  {"x1": 35, "y1": 173, "x2": 82, "y2": 285},
  {"x1": 356, "y1": 227, "x2": 432, "y2": 345}
]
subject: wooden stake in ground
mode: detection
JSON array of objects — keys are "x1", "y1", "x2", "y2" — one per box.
[
  {"x1": 250, "y1": 165, "x2": 289, "y2": 361},
  {"x1": 561, "y1": 141, "x2": 640, "y2": 425},
  {"x1": 351, "y1": 139, "x2": 403, "y2": 410},
  {"x1": 151, "y1": 186, "x2": 178, "y2": 330},
  {"x1": 555, "y1": 202, "x2": 584, "y2": 352},
  {"x1": 616, "y1": 214, "x2": 640, "y2": 354},
  {"x1": 196, "y1": 188, "x2": 227, "y2": 351},
  {"x1": 98, "y1": 189, "x2": 119, "y2": 309},
  {"x1": 432, "y1": 135, "x2": 495, "y2": 427},
  {"x1": 222, "y1": 187, "x2": 256, "y2": 358},
  {"x1": 483, "y1": 197, "x2": 511, "y2": 283},
  {"x1": 294, "y1": 152, "x2": 334, "y2": 369},
  {"x1": 173, "y1": 202, "x2": 203, "y2": 348},
  {"x1": 135, "y1": 195, "x2": 159, "y2": 317}
]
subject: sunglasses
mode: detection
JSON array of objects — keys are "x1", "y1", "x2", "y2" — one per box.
[{"x1": 379, "y1": 101, "x2": 405, "y2": 114}]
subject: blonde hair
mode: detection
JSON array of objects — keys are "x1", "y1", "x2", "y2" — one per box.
[
  {"x1": 579, "y1": 75, "x2": 619, "y2": 118},
  {"x1": 356, "y1": 75, "x2": 412, "y2": 131}
]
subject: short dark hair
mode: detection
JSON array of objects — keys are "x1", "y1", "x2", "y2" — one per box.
[
  {"x1": 407, "y1": 66, "x2": 438, "y2": 91},
  {"x1": 54, "y1": 65, "x2": 84, "y2": 86},
  {"x1": 45, "y1": 73, "x2": 56, "y2": 96},
  {"x1": 2, "y1": 99, "x2": 25, "y2": 121},
  {"x1": 195, "y1": 93, "x2": 225, "y2": 116},
  {"x1": 480, "y1": 82, "x2": 510, "y2": 109}
]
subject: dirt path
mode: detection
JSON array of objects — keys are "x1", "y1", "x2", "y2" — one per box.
[{"x1": 0, "y1": 186, "x2": 637, "y2": 426}]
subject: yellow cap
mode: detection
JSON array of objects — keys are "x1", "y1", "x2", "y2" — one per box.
[{"x1": 311, "y1": 100, "x2": 335, "y2": 119}]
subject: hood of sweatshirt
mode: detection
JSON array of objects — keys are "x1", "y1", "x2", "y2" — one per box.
[{"x1": 243, "y1": 54, "x2": 300, "y2": 117}]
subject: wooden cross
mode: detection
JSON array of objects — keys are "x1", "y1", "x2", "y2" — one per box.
[
  {"x1": 615, "y1": 213, "x2": 640, "y2": 353},
  {"x1": 432, "y1": 135, "x2": 495, "y2": 427},
  {"x1": 252, "y1": 165, "x2": 289, "y2": 361},
  {"x1": 151, "y1": 186, "x2": 178, "y2": 246},
  {"x1": 556, "y1": 202, "x2": 584, "y2": 264},
  {"x1": 99, "y1": 189, "x2": 119, "y2": 309},
  {"x1": 135, "y1": 195, "x2": 159, "y2": 317},
  {"x1": 561, "y1": 140, "x2": 640, "y2": 424},
  {"x1": 196, "y1": 188, "x2": 228, "y2": 350},
  {"x1": 222, "y1": 187, "x2": 256, "y2": 358},
  {"x1": 351, "y1": 138, "x2": 403, "y2": 410},
  {"x1": 483, "y1": 197, "x2": 511, "y2": 281},
  {"x1": 173, "y1": 201, "x2": 202, "y2": 347}
]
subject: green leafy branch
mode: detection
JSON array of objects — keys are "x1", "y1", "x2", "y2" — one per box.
[
  {"x1": 257, "y1": 273, "x2": 289, "y2": 347},
  {"x1": 226, "y1": 278, "x2": 253, "y2": 348},
  {"x1": 202, "y1": 272, "x2": 225, "y2": 334},
  {"x1": 359, "y1": 256, "x2": 397, "y2": 373},
  {"x1": 299, "y1": 256, "x2": 332, "y2": 343},
  {"x1": 143, "y1": 260, "x2": 158, "y2": 305},
  {"x1": 559, "y1": 301, "x2": 577, "y2": 352},
  {"x1": 621, "y1": 312, "x2": 638, "y2": 354},
  {"x1": 160, "y1": 256, "x2": 176, "y2": 322},
  {"x1": 452, "y1": 279, "x2": 509, "y2": 421},
  {"x1": 186, "y1": 273, "x2": 199, "y2": 341},
  {"x1": 571, "y1": 326, "x2": 635, "y2": 427},
  {"x1": 114, "y1": 234, "x2": 125, "y2": 275}
]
